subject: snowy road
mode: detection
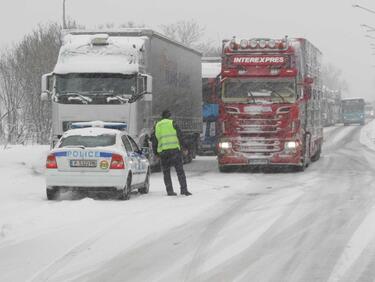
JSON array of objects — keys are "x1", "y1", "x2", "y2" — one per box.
[{"x1": 2, "y1": 123, "x2": 375, "y2": 281}]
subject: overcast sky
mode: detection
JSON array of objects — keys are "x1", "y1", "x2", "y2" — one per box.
[{"x1": 1, "y1": 0, "x2": 375, "y2": 100}]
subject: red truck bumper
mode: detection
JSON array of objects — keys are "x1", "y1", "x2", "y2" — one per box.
[{"x1": 218, "y1": 151, "x2": 302, "y2": 167}]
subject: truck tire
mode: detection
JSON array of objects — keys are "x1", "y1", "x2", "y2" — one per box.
[
  {"x1": 219, "y1": 165, "x2": 232, "y2": 173},
  {"x1": 311, "y1": 144, "x2": 322, "y2": 162},
  {"x1": 138, "y1": 170, "x2": 150, "y2": 194}
]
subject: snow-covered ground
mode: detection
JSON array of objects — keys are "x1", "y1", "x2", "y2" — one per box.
[{"x1": 1, "y1": 121, "x2": 375, "y2": 281}]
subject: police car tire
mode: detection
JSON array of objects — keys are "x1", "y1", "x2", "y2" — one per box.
[
  {"x1": 121, "y1": 177, "x2": 132, "y2": 200},
  {"x1": 46, "y1": 189, "x2": 58, "y2": 200},
  {"x1": 138, "y1": 170, "x2": 150, "y2": 194}
]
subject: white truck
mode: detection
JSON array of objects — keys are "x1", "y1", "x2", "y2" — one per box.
[{"x1": 41, "y1": 29, "x2": 202, "y2": 168}]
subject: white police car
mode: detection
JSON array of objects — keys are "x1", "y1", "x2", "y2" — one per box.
[{"x1": 45, "y1": 122, "x2": 150, "y2": 200}]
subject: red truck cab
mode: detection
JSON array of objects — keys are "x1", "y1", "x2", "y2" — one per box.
[{"x1": 217, "y1": 37, "x2": 323, "y2": 172}]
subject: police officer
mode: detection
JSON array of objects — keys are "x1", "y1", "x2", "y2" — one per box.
[{"x1": 151, "y1": 110, "x2": 192, "y2": 196}]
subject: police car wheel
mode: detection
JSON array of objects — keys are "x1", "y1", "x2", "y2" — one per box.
[
  {"x1": 138, "y1": 170, "x2": 150, "y2": 194},
  {"x1": 121, "y1": 177, "x2": 132, "y2": 200},
  {"x1": 46, "y1": 188, "x2": 58, "y2": 200}
]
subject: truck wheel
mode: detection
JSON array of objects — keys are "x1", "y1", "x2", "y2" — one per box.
[
  {"x1": 219, "y1": 165, "x2": 231, "y2": 173},
  {"x1": 138, "y1": 170, "x2": 150, "y2": 194},
  {"x1": 120, "y1": 176, "x2": 132, "y2": 200},
  {"x1": 311, "y1": 144, "x2": 322, "y2": 162},
  {"x1": 46, "y1": 188, "x2": 58, "y2": 200}
]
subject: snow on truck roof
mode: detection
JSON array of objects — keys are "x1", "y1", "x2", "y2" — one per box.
[
  {"x1": 54, "y1": 33, "x2": 146, "y2": 74},
  {"x1": 54, "y1": 28, "x2": 202, "y2": 75}
]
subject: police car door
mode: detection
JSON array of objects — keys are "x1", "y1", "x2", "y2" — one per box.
[
  {"x1": 128, "y1": 135, "x2": 146, "y2": 184},
  {"x1": 121, "y1": 135, "x2": 140, "y2": 184}
]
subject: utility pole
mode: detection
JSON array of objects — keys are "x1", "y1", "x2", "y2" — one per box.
[{"x1": 63, "y1": 0, "x2": 67, "y2": 29}]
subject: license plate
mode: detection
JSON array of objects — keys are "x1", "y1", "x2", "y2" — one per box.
[
  {"x1": 70, "y1": 160, "x2": 97, "y2": 168},
  {"x1": 248, "y1": 159, "x2": 268, "y2": 165}
]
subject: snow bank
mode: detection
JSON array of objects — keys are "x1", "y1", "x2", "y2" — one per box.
[{"x1": 360, "y1": 119, "x2": 375, "y2": 151}]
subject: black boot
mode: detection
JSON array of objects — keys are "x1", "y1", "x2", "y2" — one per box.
[
  {"x1": 167, "y1": 191, "x2": 177, "y2": 196},
  {"x1": 181, "y1": 190, "x2": 192, "y2": 196}
]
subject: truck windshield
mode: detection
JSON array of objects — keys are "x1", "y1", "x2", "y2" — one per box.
[
  {"x1": 223, "y1": 78, "x2": 296, "y2": 104},
  {"x1": 59, "y1": 134, "x2": 116, "y2": 148},
  {"x1": 55, "y1": 73, "x2": 136, "y2": 104}
]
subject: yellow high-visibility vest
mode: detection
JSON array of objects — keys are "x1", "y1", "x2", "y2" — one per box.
[{"x1": 155, "y1": 119, "x2": 181, "y2": 153}]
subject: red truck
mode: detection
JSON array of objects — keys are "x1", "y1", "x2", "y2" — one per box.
[{"x1": 217, "y1": 37, "x2": 323, "y2": 172}]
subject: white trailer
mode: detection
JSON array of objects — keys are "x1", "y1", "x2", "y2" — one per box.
[{"x1": 41, "y1": 29, "x2": 202, "y2": 167}]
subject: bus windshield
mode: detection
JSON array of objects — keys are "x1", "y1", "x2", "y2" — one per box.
[{"x1": 342, "y1": 99, "x2": 365, "y2": 113}]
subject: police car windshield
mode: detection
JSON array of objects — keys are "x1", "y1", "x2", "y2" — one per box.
[{"x1": 59, "y1": 134, "x2": 116, "y2": 148}]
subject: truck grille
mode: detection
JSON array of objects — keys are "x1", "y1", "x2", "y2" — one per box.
[
  {"x1": 236, "y1": 115, "x2": 281, "y2": 134},
  {"x1": 232, "y1": 138, "x2": 281, "y2": 154},
  {"x1": 231, "y1": 112, "x2": 289, "y2": 154}
]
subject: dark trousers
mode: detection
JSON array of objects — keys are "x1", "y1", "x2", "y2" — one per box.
[{"x1": 160, "y1": 149, "x2": 187, "y2": 193}]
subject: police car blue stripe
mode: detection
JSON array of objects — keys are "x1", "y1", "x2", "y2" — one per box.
[
  {"x1": 100, "y1": 152, "x2": 112, "y2": 158},
  {"x1": 54, "y1": 152, "x2": 68, "y2": 157}
]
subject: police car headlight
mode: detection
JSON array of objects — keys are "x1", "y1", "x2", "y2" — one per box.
[{"x1": 219, "y1": 141, "x2": 232, "y2": 149}]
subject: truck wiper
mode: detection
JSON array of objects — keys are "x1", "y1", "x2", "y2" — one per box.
[
  {"x1": 270, "y1": 89, "x2": 287, "y2": 103},
  {"x1": 106, "y1": 95, "x2": 129, "y2": 104},
  {"x1": 246, "y1": 90, "x2": 256, "y2": 104},
  {"x1": 128, "y1": 92, "x2": 145, "y2": 103},
  {"x1": 59, "y1": 92, "x2": 93, "y2": 104}
]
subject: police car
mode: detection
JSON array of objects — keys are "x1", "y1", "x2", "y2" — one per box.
[{"x1": 45, "y1": 121, "x2": 150, "y2": 200}]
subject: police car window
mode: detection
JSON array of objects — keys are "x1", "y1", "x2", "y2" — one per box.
[
  {"x1": 121, "y1": 135, "x2": 133, "y2": 152},
  {"x1": 128, "y1": 136, "x2": 140, "y2": 152},
  {"x1": 59, "y1": 134, "x2": 116, "y2": 148}
]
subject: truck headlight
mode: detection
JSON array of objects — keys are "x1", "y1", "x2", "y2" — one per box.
[
  {"x1": 219, "y1": 141, "x2": 232, "y2": 149},
  {"x1": 285, "y1": 141, "x2": 297, "y2": 149}
]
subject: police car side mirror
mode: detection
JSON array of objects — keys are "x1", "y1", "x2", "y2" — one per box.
[{"x1": 141, "y1": 147, "x2": 150, "y2": 156}]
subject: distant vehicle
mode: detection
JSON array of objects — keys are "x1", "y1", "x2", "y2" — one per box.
[
  {"x1": 322, "y1": 87, "x2": 341, "y2": 127},
  {"x1": 199, "y1": 57, "x2": 221, "y2": 155},
  {"x1": 216, "y1": 37, "x2": 323, "y2": 172},
  {"x1": 341, "y1": 98, "x2": 365, "y2": 125},
  {"x1": 45, "y1": 122, "x2": 150, "y2": 200},
  {"x1": 365, "y1": 103, "x2": 374, "y2": 119},
  {"x1": 41, "y1": 29, "x2": 202, "y2": 169}
]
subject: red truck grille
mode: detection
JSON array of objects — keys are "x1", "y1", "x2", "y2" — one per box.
[
  {"x1": 232, "y1": 138, "x2": 281, "y2": 154},
  {"x1": 236, "y1": 116, "x2": 281, "y2": 134}
]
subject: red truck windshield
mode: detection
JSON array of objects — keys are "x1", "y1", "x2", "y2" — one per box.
[{"x1": 222, "y1": 78, "x2": 296, "y2": 104}]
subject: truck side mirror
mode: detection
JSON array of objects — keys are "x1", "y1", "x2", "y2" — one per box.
[
  {"x1": 140, "y1": 74, "x2": 152, "y2": 94},
  {"x1": 41, "y1": 92, "x2": 49, "y2": 101},
  {"x1": 41, "y1": 73, "x2": 53, "y2": 101}
]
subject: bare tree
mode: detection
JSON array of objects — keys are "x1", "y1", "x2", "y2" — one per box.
[
  {"x1": 322, "y1": 63, "x2": 349, "y2": 93},
  {"x1": 0, "y1": 23, "x2": 62, "y2": 145},
  {"x1": 161, "y1": 20, "x2": 205, "y2": 47},
  {"x1": 195, "y1": 41, "x2": 221, "y2": 57}
]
